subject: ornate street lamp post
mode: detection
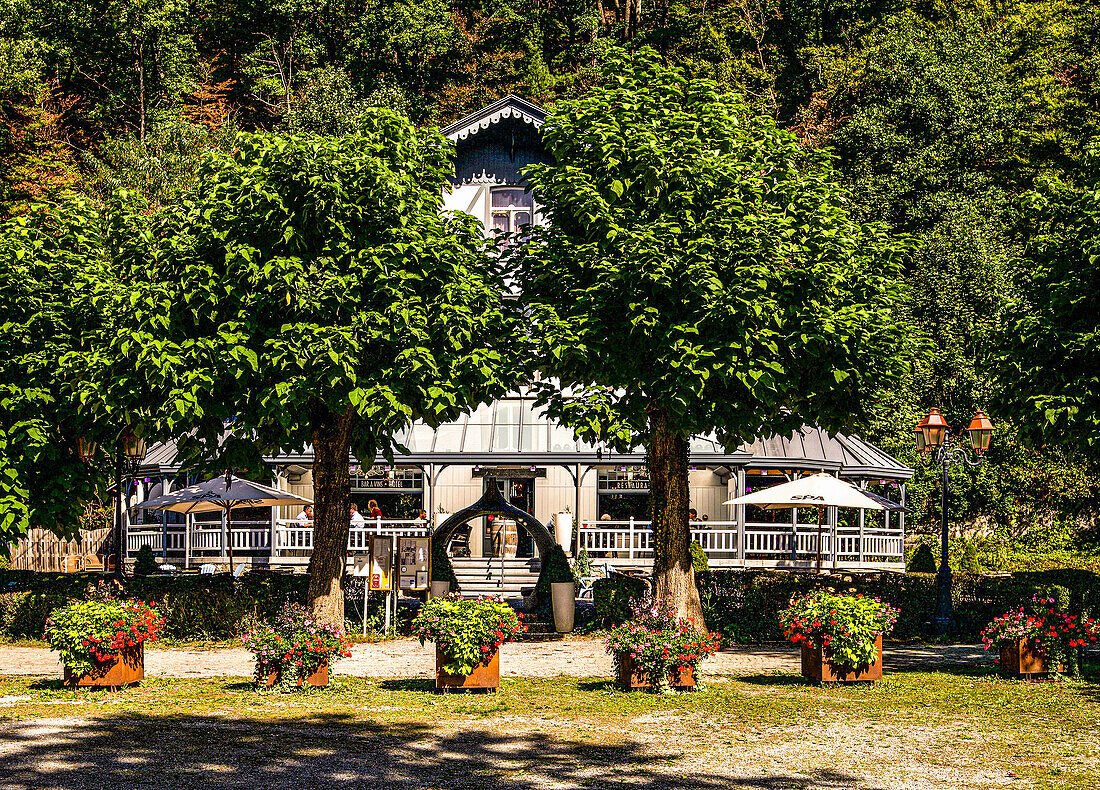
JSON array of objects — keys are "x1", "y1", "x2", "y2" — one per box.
[
  {"x1": 914, "y1": 408, "x2": 994, "y2": 634},
  {"x1": 79, "y1": 426, "x2": 147, "y2": 577}
]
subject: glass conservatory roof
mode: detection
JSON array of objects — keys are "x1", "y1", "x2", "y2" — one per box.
[{"x1": 141, "y1": 397, "x2": 912, "y2": 479}]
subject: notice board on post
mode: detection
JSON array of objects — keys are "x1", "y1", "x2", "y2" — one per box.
[
  {"x1": 368, "y1": 536, "x2": 393, "y2": 592},
  {"x1": 397, "y1": 536, "x2": 430, "y2": 592}
]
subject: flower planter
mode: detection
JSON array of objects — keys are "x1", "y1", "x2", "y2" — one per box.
[
  {"x1": 435, "y1": 647, "x2": 500, "y2": 692},
  {"x1": 999, "y1": 639, "x2": 1056, "y2": 677},
  {"x1": 63, "y1": 644, "x2": 144, "y2": 689},
  {"x1": 430, "y1": 580, "x2": 451, "y2": 599},
  {"x1": 554, "y1": 512, "x2": 574, "y2": 553},
  {"x1": 801, "y1": 634, "x2": 883, "y2": 683},
  {"x1": 616, "y1": 653, "x2": 697, "y2": 691},
  {"x1": 263, "y1": 661, "x2": 330, "y2": 688}
]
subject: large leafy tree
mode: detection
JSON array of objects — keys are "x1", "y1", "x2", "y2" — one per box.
[
  {"x1": 517, "y1": 51, "x2": 910, "y2": 627},
  {"x1": 997, "y1": 165, "x2": 1100, "y2": 454},
  {"x1": 114, "y1": 115, "x2": 516, "y2": 624},
  {"x1": 0, "y1": 196, "x2": 144, "y2": 542}
]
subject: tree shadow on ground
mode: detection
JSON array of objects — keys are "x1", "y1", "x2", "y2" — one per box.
[
  {"x1": 730, "y1": 674, "x2": 811, "y2": 687},
  {"x1": 0, "y1": 711, "x2": 877, "y2": 790}
]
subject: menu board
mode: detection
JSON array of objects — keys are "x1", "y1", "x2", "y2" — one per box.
[
  {"x1": 368, "y1": 536, "x2": 393, "y2": 591},
  {"x1": 397, "y1": 536, "x2": 430, "y2": 592}
]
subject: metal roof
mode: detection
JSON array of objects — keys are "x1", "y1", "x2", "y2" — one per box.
[{"x1": 138, "y1": 398, "x2": 912, "y2": 480}]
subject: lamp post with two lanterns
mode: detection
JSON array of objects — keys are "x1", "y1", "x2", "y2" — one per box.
[
  {"x1": 913, "y1": 408, "x2": 994, "y2": 635},
  {"x1": 78, "y1": 426, "x2": 147, "y2": 578}
]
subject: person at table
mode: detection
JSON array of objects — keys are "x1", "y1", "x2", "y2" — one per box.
[
  {"x1": 367, "y1": 499, "x2": 383, "y2": 518},
  {"x1": 296, "y1": 505, "x2": 313, "y2": 524},
  {"x1": 349, "y1": 502, "x2": 366, "y2": 527}
]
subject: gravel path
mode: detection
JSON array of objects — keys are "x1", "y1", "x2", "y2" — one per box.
[{"x1": 0, "y1": 639, "x2": 988, "y2": 679}]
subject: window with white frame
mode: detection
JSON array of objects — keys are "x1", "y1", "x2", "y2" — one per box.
[{"x1": 490, "y1": 187, "x2": 534, "y2": 237}]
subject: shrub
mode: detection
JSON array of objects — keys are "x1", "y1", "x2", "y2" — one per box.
[
  {"x1": 411, "y1": 595, "x2": 525, "y2": 675},
  {"x1": 960, "y1": 542, "x2": 982, "y2": 574},
  {"x1": 430, "y1": 538, "x2": 460, "y2": 593},
  {"x1": 605, "y1": 599, "x2": 720, "y2": 690},
  {"x1": 573, "y1": 547, "x2": 595, "y2": 580},
  {"x1": 779, "y1": 590, "x2": 898, "y2": 669},
  {"x1": 909, "y1": 542, "x2": 937, "y2": 573},
  {"x1": 44, "y1": 598, "x2": 163, "y2": 675},
  {"x1": 531, "y1": 544, "x2": 576, "y2": 615},
  {"x1": 690, "y1": 541, "x2": 708, "y2": 573},
  {"x1": 133, "y1": 545, "x2": 158, "y2": 576},
  {"x1": 593, "y1": 574, "x2": 648, "y2": 626},
  {"x1": 242, "y1": 601, "x2": 351, "y2": 686}
]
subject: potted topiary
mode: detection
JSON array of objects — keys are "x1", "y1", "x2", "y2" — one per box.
[
  {"x1": 45, "y1": 598, "x2": 164, "y2": 688},
  {"x1": 780, "y1": 590, "x2": 898, "y2": 683},
  {"x1": 242, "y1": 602, "x2": 352, "y2": 690},
  {"x1": 605, "y1": 600, "x2": 721, "y2": 692},
  {"x1": 982, "y1": 596, "x2": 1099, "y2": 678},
  {"x1": 412, "y1": 595, "x2": 525, "y2": 692}
]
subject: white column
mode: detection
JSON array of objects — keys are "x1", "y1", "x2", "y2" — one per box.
[
  {"x1": 735, "y1": 468, "x2": 746, "y2": 565},
  {"x1": 270, "y1": 472, "x2": 280, "y2": 565},
  {"x1": 859, "y1": 480, "x2": 867, "y2": 566}
]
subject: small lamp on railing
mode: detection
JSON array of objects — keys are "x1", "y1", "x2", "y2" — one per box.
[{"x1": 967, "y1": 410, "x2": 994, "y2": 455}]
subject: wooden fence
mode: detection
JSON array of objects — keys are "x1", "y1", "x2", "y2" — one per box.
[{"x1": 7, "y1": 527, "x2": 112, "y2": 572}]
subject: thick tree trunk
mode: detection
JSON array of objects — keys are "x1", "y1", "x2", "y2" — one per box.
[
  {"x1": 306, "y1": 405, "x2": 354, "y2": 627},
  {"x1": 648, "y1": 407, "x2": 707, "y2": 633}
]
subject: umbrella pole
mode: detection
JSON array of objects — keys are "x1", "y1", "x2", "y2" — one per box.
[{"x1": 816, "y1": 507, "x2": 823, "y2": 574}]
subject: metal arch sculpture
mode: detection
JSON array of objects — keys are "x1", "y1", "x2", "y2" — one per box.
[
  {"x1": 432, "y1": 481, "x2": 558, "y2": 605},
  {"x1": 433, "y1": 481, "x2": 557, "y2": 558}
]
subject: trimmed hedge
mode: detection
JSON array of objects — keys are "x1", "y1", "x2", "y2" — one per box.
[
  {"x1": 0, "y1": 570, "x2": 309, "y2": 641},
  {"x1": 587, "y1": 568, "x2": 1100, "y2": 642}
]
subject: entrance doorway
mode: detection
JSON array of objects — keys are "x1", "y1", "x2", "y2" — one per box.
[{"x1": 484, "y1": 478, "x2": 535, "y2": 558}]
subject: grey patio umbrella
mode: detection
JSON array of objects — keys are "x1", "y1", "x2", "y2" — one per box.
[{"x1": 138, "y1": 473, "x2": 312, "y2": 572}]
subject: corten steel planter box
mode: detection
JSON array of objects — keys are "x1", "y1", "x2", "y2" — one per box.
[
  {"x1": 263, "y1": 662, "x2": 330, "y2": 688},
  {"x1": 801, "y1": 634, "x2": 883, "y2": 683},
  {"x1": 999, "y1": 640, "x2": 1057, "y2": 677},
  {"x1": 435, "y1": 647, "x2": 500, "y2": 692},
  {"x1": 616, "y1": 653, "x2": 697, "y2": 691},
  {"x1": 64, "y1": 644, "x2": 144, "y2": 689}
]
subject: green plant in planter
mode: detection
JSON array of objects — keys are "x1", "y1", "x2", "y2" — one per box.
[
  {"x1": 412, "y1": 595, "x2": 525, "y2": 675},
  {"x1": 133, "y1": 545, "x2": 158, "y2": 576},
  {"x1": 779, "y1": 590, "x2": 898, "y2": 669},
  {"x1": 981, "y1": 595, "x2": 1100, "y2": 676},
  {"x1": 242, "y1": 602, "x2": 352, "y2": 688},
  {"x1": 531, "y1": 544, "x2": 576, "y2": 614},
  {"x1": 605, "y1": 599, "x2": 721, "y2": 691},
  {"x1": 44, "y1": 598, "x2": 164, "y2": 675}
]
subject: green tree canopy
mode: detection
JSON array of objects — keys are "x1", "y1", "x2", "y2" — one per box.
[
  {"x1": 997, "y1": 163, "x2": 1100, "y2": 453},
  {"x1": 109, "y1": 114, "x2": 518, "y2": 622},
  {"x1": 0, "y1": 196, "x2": 143, "y2": 542},
  {"x1": 516, "y1": 51, "x2": 910, "y2": 625}
]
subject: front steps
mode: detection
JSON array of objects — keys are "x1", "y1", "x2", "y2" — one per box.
[{"x1": 451, "y1": 556, "x2": 540, "y2": 598}]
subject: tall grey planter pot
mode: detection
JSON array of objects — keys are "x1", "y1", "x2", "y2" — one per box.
[{"x1": 552, "y1": 582, "x2": 575, "y2": 633}]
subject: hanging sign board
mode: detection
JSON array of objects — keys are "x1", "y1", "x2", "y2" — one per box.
[
  {"x1": 368, "y1": 536, "x2": 393, "y2": 592},
  {"x1": 397, "y1": 536, "x2": 430, "y2": 592}
]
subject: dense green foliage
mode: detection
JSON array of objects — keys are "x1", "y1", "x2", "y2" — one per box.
[{"x1": 0, "y1": 0, "x2": 1098, "y2": 553}]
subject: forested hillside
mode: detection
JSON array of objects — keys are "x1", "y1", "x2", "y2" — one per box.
[{"x1": 2, "y1": 0, "x2": 1098, "y2": 566}]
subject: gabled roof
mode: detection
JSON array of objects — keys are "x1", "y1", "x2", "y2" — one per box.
[
  {"x1": 441, "y1": 95, "x2": 547, "y2": 142},
  {"x1": 738, "y1": 427, "x2": 912, "y2": 479}
]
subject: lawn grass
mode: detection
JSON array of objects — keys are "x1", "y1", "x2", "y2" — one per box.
[{"x1": 1, "y1": 665, "x2": 1097, "y2": 789}]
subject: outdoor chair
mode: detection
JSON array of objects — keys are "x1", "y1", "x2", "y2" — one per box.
[{"x1": 62, "y1": 555, "x2": 84, "y2": 573}]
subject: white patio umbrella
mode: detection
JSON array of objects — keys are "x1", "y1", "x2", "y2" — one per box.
[{"x1": 723, "y1": 473, "x2": 909, "y2": 572}]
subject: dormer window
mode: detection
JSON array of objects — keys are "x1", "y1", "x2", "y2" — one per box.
[{"x1": 491, "y1": 187, "x2": 534, "y2": 235}]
